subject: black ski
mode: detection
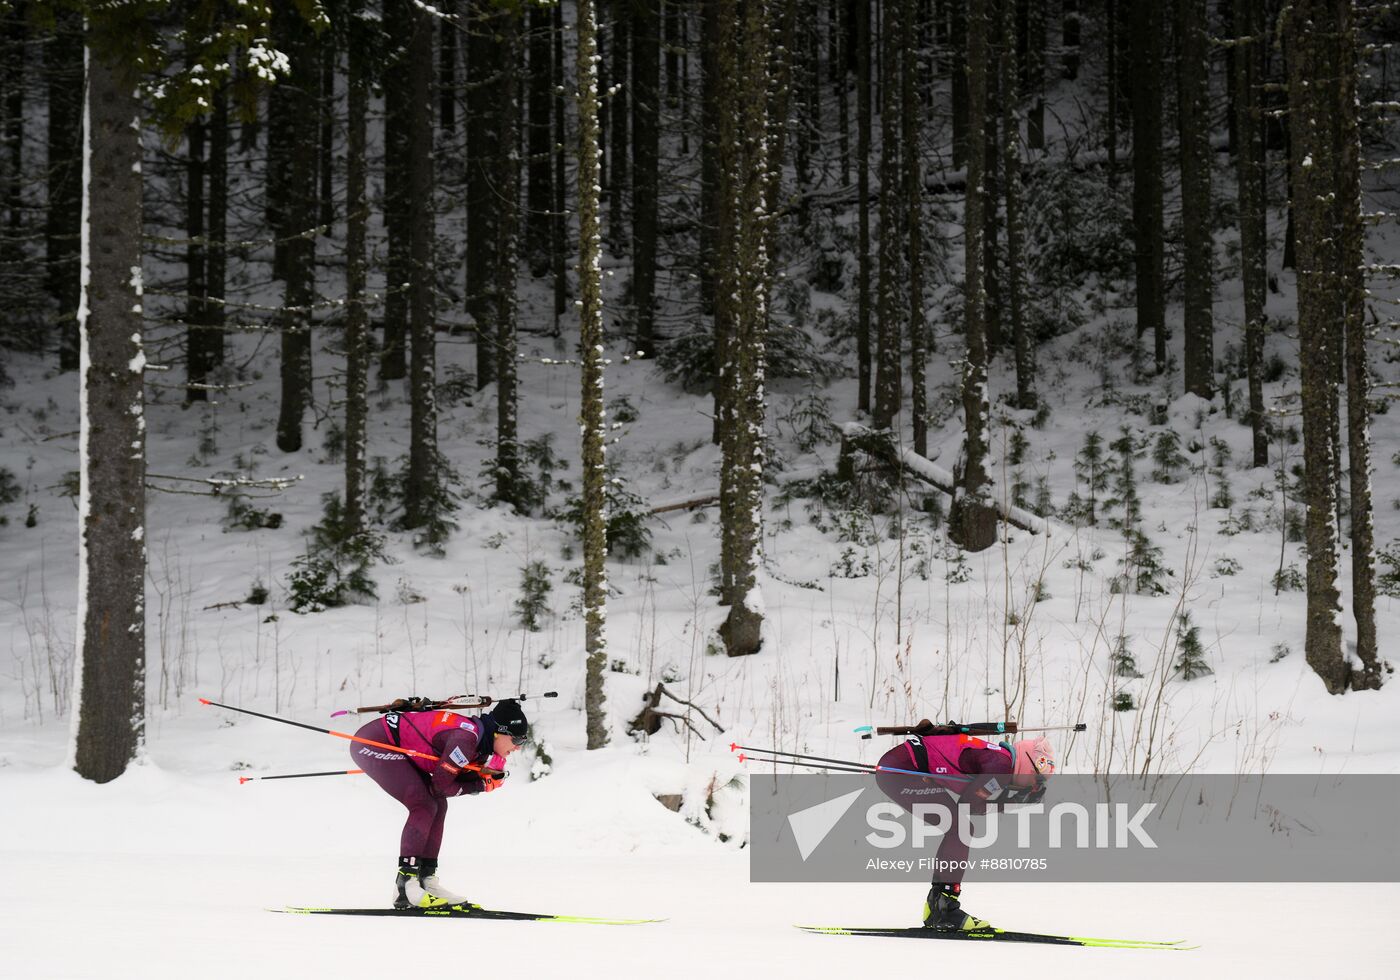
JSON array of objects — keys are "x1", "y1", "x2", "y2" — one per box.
[
  {"x1": 797, "y1": 924, "x2": 1193, "y2": 949},
  {"x1": 274, "y1": 904, "x2": 660, "y2": 925}
]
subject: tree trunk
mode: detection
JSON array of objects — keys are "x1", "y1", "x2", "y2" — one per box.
[
  {"x1": 609, "y1": 0, "x2": 630, "y2": 251},
  {"x1": 873, "y1": 0, "x2": 902, "y2": 432},
  {"x1": 380, "y1": 0, "x2": 410, "y2": 383},
  {"x1": 1025, "y1": 0, "x2": 1044, "y2": 149},
  {"x1": 553, "y1": 1, "x2": 569, "y2": 325},
  {"x1": 1130, "y1": 0, "x2": 1165, "y2": 374},
  {"x1": 856, "y1": 0, "x2": 872, "y2": 412},
  {"x1": 405, "y1": 1, "x2": 441, "y2": 528},
  {"x1": 950, "y1": 0, "x2": 997, "y2": 553},
  {"x1": 1285, "y1": 0, "x2": 1346, "y2": 694},
  {"x1": 466, "y1": 0, "x2": 498, "y2": 389},
  {"x1": 440, "y1": 0, "x2": 458, "y2": 136},
  {"x1": 950, "y1": 0, "x2": 968, "y2": 169},
  {"x1": 1179, "y1": 0, "x2": 1213, "y2": 400},
  {"x1": 527, "y1": 3, "x2": 553, "y2": 273},
  {"x1": 1, "y1": 4, "x2": 23, "y2": 261},
  {"x1": 319, "y1": 39, "x2": 335, "y2": 231},
  {"x1": 345, "y1": 4, "x2": 370, "y2": 536},
  {"x1": 577, "y1": 0, "x2": 611, "y2": 748},
  {"x1": 1335, "y1": 0, "x2": 1384, "y2": 689},
  {"x1": 46, "y1": 7, "x2": 83, "y2": 373},
  {"x1": 906, "y1": 0, "x2": 928, "y2": 456},
  {"x1": 274, "y1": 10, "x2": 318, "y2": 454},
  {"x1": 1004, "y1": 0, "x2": 1032, "y2": 408},
  {"x1": 206, "y1": 85, "x2": 228, "y2": 370},
  {"x1": 72, "y1": 44, "x2": 146, "y2": 784},
  {"x1": 185, "y1": 111, "x2": 209, "y2": 402},
  {"x1": 631, "y1": 0, "x2": 660, "y2": 358},
  {"x1": 717, "y1": 0, "x2": 769, "y2": 658},
  {"x1": 493, "y1": 10, "x2": 522, "y2": 509},
  {"x1": 1235, "y1": 0, "x2": 1268, "y2": 466}
]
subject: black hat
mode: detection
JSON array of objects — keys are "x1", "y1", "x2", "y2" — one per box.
[{"x1": 490, "y1": 699, "x2": 530, "y2": 743}]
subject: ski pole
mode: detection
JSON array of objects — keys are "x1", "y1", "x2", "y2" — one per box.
[
  {"x1": 199, "y1": 697, "x2": 441, "y2": 764},
  {"x1": 239, "y1": 769, "x2": 365, "y2": 785},
  {"x1": 735, "y1": 753, "x2": 880, "y2": 775},
  {"x1": 731, "y1": 743, "x2": 967, "y2": 781},
  {"x1": 330, "y1": 690, "x2": 559, "y2": 718}
]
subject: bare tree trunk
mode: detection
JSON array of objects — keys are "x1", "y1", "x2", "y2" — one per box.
[
  {"x1": 185, "y1": 111, "x2": 209, "y2": 402},
  {"x1": 632, "y1": 0, "x2": 660, "y2": 357},
  {"x1": 1285, "y1": 0, "x2": 1346, "y2": 694},
  {"x1": 274, "y1": 10, "x2": 318, "y2": 454},
  {"x1": 873, "y1": 0, "x2": 902, "y2": 432},
  {"x1": 493, "y1": 10, "x2": 522, "y2": 509},
  {"x1": 1130, "y1": 0, "x2": 1165, "y2": 374},
  {"x1": 906, "y1": 0, "x2": 928, "y2": 456},
  {"x1": 1335, "y1": 0, "x2": 1384, "y2": 689},
  {"x1": 577, "y1": 0, "x2": 611, "y2": 748},
  {"x1": 1235, "y1": 0, "x2": 1268, "y2": 466},
  {"x1": 345, "y1": 4, "x2": 370, "y2": 535},
  {"x1": 609, "y1": 0, "x2": 630, "y2": 251},
  {"x1": 527, "y1": 3, "x2": 553, "y2": 273},
  {"x1": 207, "y1": 85, "x2": 227, "y2": 370},
  {"x1": 406, "y1": 1, "x2": 441, "y2": 528},
  {"x1": 72, "y1": 45, "x2": 146, "y2": 783},
  {"x1": 380, "y1": 0, "x2": 410, "y2": 382},
  {"x1": 1004, "y1": 0, "x2": 1032, "y2": 408},
  {"x1": 717, "y1": 0, "x2": 770, "y2": 658},
  {"x1": 466, "y1": 0, "x2": 498, "y2": 389},
  {"x1": 856, "y1": 0, "x2": 872, "y2": 412},
  {"x1": 553, "y1": 1, "x2": 569, "y2": 325},
  {"x1": 950, "y1": 0, "x2": 997, "y2": 553},
  {"x1": 46, "y1": 7, "x2": 83, "y2": 372},
  {"x1": 1179, "y1": 0, "x2": 1214, "y2": 400}
]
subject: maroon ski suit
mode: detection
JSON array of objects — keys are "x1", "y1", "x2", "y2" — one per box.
[{"x1": 353, "y1": 710, "x2": 502, "y2": 858}]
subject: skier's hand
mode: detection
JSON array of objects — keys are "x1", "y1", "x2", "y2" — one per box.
[
  {"x1": 460, "y1": 769, "x2": 507, "y2": 794},
  {"x1": 478, "y1": 771, "x2": 505, "y2": 793}
]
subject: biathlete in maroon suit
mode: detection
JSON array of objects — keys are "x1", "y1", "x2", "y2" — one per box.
[
  {"x1": 353, "y1": 699, "x2": 531, "y2": 909},
  {"x1": 875, "y1": 732, "x2": 1055, "y2": 931}
]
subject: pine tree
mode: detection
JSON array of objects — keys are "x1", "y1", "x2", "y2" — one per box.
[{"x1": 1174, "y1": 613, "x2": 1212, "y2": 680}]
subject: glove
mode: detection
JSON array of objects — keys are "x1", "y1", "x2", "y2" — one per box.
[{"x1": 461, "y1": 768, "x2": 507, "y2": 794}]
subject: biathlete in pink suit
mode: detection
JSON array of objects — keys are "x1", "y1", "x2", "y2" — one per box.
[
  {"x1": 352, "y1": 699, "x2": 530, "y2": 908},
  {"x1": 875, "y1": 732, "x2": 1055, "y2": 931}
]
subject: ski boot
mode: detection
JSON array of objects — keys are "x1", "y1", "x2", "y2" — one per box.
[
  {"x1": 922, "y1": 883, "x2": 992, "y2": 932},
  {"x1": 395, "y1": 857, "x2": 475, "y2": 910}
]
